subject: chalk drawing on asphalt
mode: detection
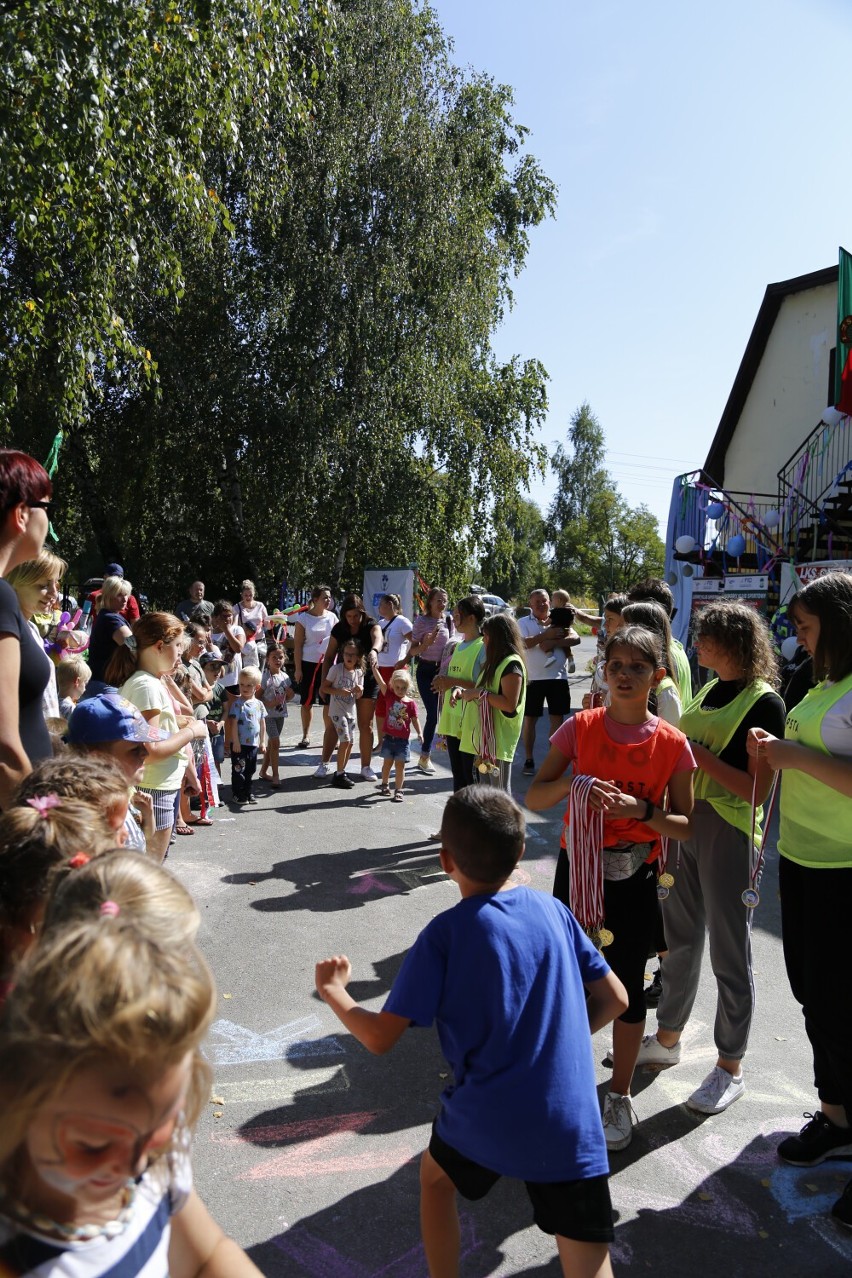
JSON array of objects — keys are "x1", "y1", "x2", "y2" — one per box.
[{"x1": 206, "y1": 1015, "x2": 346, "y2": 1066}]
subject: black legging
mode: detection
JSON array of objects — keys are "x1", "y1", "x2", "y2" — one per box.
[{"x1": 446, "y1": 735, "x2": 474, "y2": 792}]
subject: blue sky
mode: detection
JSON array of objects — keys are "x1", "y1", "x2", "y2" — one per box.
[{"x1": 429, "y1": 0, "x2": 852, "y2": 531}]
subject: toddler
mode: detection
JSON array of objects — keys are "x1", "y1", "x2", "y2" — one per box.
[
  {"x1": 260, "y1": 644, "x2": 293, "y2": 787},
  {"x1": 375, "y1": 668, "x2": 422, "y2": 801},
  {"x1": 200, "y1": 651, "x2": 227, "y2": 772},
  {"x1": 227, "y1": 666, "x2": 266, "y2": 805},
  {"x1": 320, "y1": 640, "x2": 364, "y2": 790},
  {"x1": 316, "y1": 787, "x2": 627, "y2": 1278},
  {"x1": 55, "y1": 656, "x2": 91, "y2": 721}
]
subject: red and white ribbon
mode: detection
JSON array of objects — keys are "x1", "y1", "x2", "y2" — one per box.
[{"x1": 568, "y1": 774, "x2": 606, "y2": 932}]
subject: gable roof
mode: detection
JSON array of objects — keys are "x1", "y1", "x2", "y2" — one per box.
[{"x1": 702, "y1": 265, "x2": 838, "y2": 485}]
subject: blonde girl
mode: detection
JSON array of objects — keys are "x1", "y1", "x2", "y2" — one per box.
[
  {"x1": 0, "y1": 870, "x2": 262, "y2": 1276},
  {"x1": 320, "y1": 640, "x2": 364, "y2": 789},
  {"x1": 105, "y1": 614, "x2": 208, "y2": 862},
  {"x1": 7, "y1": 549, "x2": 67, "y2": 719},
  {"x1": 15, "y1": 751, "x2": 144, "y2": 853},
  {"x1": 259, "y1": 645, "x2": 293, "y2": 786},
  {"x1": 376, "y1": 668, "x2": 422, "y2": 800}
]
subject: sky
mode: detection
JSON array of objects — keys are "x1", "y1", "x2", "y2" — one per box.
[{"x1": 428, "y1": 0, "x2": 852, "y2": 532}]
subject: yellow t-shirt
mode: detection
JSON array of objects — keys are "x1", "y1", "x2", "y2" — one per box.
[{"x1": 121, "y1": 671, "x2": 186, "y2": 791}]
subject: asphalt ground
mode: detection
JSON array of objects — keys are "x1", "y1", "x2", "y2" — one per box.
[{"x1": 171, "y1": 635, "x2": 852, "y2": 1277}]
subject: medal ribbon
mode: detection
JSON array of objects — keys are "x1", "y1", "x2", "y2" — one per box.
[
  {"x1": 568, "y1": 774, "x2": 606, "y2": 934},
  {"x1": 473, "y1": 689, "x2": 499, "y2": 772},
  {"x1": 747, "y1": 767, "x2": 780, "y2": 902}
]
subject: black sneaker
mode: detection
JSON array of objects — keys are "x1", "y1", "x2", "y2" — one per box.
[
  {"x1": 644, "y1": 968, "x2": 663, "y2": 1008},
  {"x1": 778, "y1": 1113, "x2": 852, "y2": 1166},
  {"x1": 522, "y1": 758, "x2": 535, "y2": 775},
  {"x1": 832, "y1": 1178, "x2": 852, "y2": 1230},
  {"x1": 331, "y1": 772, "x2": 354, "y2": 789}
]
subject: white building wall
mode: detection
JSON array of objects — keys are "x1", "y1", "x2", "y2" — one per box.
[{"x1": 722, "y1": 282, "x2": 836, "y2": 493}]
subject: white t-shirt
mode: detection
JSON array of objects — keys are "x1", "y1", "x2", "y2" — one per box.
[
  {"x1": 820, "y1": 685, "x2": 852, "y2": 757},
  {"x1": 517, "y1": 614, "x2": 568, "y2": 682},
  {"x1": 235, "y1": 599, "x2": 269, "y2": 641},
  {"x1": 297, "y1": 610, "x2": 338, "y2": 663},
  {"x1": 210, "y1": 626, "x2": 245, "y2": 689},
  {"x1": 379, "y1": 615, "x2": 412, "y2": 666}
]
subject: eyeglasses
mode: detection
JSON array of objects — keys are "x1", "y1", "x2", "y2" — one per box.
[{"x1": 29, "y1": 501, "x2": 54, "y2": 518}]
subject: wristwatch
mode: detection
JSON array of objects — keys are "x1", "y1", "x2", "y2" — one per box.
[{"x1": 644, "y1": 799, "x2": 655, "y2": 822}]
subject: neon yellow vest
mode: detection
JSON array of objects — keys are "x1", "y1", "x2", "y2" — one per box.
[
  {"x1": 436, "y1": 637, "x2": 483, "y2": 739},
  {"x1": 778, "y1": 672, "x2": 852, "y2": 869},
  {"x1": 678, "y1": 678, "x2": 776, "y2": 842},
  {"x1": 459, "y1": 654, "x2": 527, "y2": 762},
  {"x1": 672, "y1": 640, "x2": 693, "y2": 703}
]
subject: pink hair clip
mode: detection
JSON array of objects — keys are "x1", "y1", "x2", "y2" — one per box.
[
  {"x1": 99, "y1": 900, "x2": 121, "y2": 918},
  {"x1": 26, "y1": 794, "x2": 61, "y2": 817},
  {"x1": 68, "y1": 852, "x2": 91, "y2": 869}
]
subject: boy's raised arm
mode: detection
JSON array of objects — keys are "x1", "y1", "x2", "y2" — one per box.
[{"x1": 315, "y1": 956, "x2": 410, "y2": 1055}]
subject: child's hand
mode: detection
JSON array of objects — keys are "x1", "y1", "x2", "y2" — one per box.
[{"x1": 316, "y1": 955, "x2": 352, "y2": 997}]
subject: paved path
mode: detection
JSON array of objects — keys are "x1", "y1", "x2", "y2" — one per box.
[{"x1": 171, "y1": 636, "x2": 852, "y2": 1276}]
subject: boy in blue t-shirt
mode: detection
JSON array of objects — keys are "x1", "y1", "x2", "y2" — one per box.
[
  {"x1": 226, "y1": 666, "x2": 266, "y2": 805},
  {"x1": 316, "y1": 787, "x2": 627, "y2": 1278}
]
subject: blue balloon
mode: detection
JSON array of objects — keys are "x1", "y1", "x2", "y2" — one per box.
[
  {"x1": 707, "y1": 501, "x2": 725, "y2": 519},
  {"x1": 727, "y1": 534, "x2": 746, "y2": 557}
]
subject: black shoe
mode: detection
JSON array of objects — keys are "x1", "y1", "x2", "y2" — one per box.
[
  {"x1": 331, "y1": 772, "x2": 354, "y2": 789},
  {"x1": 247, "y1": 795, "x2": 258, "y2": 804},
  {"x1": 832, "y1": 1178, "x2": 852, "y2": 1230},
  {"x1": 644, "y1": 968, "x2": 663, "y2": 1008},
  {"x1": 778, "y1": 1113, "x2": 852, "y2": 1166},
  {"x1": 522, "y1": 758, "x2": 535, "y2": 775}
]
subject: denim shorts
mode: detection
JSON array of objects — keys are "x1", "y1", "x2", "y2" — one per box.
[{"x1": 380, "y1": 735, "x2": 410, "y2": 762}]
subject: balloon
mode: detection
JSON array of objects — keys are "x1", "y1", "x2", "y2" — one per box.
[
  {"x1": 666, "y1": 571, "x2": 678, "y2": 585},
  {"x1": 682, "y1": 564, "x2": 694, "y2": 577},
  {"x1": 727, "y1": 534, "x2": 746, "y2": 557},
  {"x1": 781, "y1": 636, "x2": 799, "y2": 661},
  {"x1": 59, "y1": 611, "x2": 71, "y2": 626},
  {"x1": 706, "y1": 501, "x2": 725, "y2": 520},
  {"x1": 675, "y1": 535, "x2": 696, "y2": 554},
  {"x1": 764, "y1": 509, "x2": 780, "y2": 529},
  {"x1": 822, "y1": 407, "x2": 844, "y2": 428}
]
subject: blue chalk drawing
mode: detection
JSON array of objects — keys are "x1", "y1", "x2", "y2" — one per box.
[{"x1": 206, "y1": 1015, "x2": 347, "y2": 1066}]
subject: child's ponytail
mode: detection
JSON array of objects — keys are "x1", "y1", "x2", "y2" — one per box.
[{"x1": 104, "y1": 611, "x2": 185, "y2": 687}]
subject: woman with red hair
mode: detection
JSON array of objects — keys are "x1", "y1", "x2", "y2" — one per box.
[{"x1": 0, "y1": 450, "x2": 54, "y2": 804}]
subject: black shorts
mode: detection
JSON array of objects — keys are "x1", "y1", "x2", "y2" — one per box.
[
  {"x1": 524, "y1": 678, "x2": 571, "y2": 719},
  {"x1": 428, "y1": 1127, "x2": 613, "y2": 1243},
  {"x1": 299, "y1": 661, "x2": 326, "y2": 706}
]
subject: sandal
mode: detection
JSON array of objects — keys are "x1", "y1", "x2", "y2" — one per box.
[
  {"x1": 187, "y1": 817, "x2": 214, "y2": 827},
  {"x1": 175, "y1": 823, "x2": 195, "y2": 836},
  {"x1": 378, "y1": 784, "x2": 391, "y2": 796},
  {"x1": 296, "y1": 738, "x2": 310, "y2": 749},
  {"x1": 392, "y1": 791, "x2": 404, "y2": 803}
]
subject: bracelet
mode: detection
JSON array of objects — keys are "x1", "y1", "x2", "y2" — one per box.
[{"x1": 644, "y1": 799, "x2": 655, "y2": 822}]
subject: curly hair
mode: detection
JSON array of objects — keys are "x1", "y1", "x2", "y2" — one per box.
[{"x1": 693, "y1": 600, "x2": 779, "y2": 688}]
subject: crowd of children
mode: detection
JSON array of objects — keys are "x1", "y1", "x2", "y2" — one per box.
[{"x1": 1, "y1": 468, "x2": 851, "y2": 1275}]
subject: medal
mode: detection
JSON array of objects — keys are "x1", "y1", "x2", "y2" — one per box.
[
  {"x1": 741, "y1": 888, "x2": 760, "y2": 909},
  {"x1": 597, "y1": 927, "x2": 614, "y2": 948},
  {"x1": 657, "y1": 885, "x2": 670, "y2": 901},
  {"x1": 658, "y1": 872, "x2": 674, "y2": 889}
]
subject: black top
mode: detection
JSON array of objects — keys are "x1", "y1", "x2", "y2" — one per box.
[
  {"x1": 330, "y1": 617, "x2": 379, "y2": 661},
  {"x1": 88, "y1": 610, "x2": 127, "y2": 682},
  {"x1": 700, "y1": 678, "x2": 786, "y2": 772},
  {"x1": 0, "y1": 579, "x2": 51, "y2": 768}
]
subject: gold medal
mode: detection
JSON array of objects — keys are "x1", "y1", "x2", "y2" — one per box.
[
  {"x1": 597, "y1": 927, "x2": 614, "y2": 948},
  {"x1": 658, "y1": 872, "x2": 675, "y2": 889},
  {"x1": 477, "y1": 761, "x2": 489, "y2": 774}
]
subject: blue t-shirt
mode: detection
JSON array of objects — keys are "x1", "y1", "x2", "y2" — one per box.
[
  {"x1": 384, "y1": 886, "x2": 610, "y2": 1182},
  {"x1": 228, "y1": 696, "x2": 266, "y2": 746}
]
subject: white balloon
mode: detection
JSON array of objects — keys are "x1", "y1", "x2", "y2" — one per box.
[
  {"x1": 764, "y1": 509, "x2": 780, "y2": 529},
  {"x1": 675, "y1": 535, "x2": 696, "y2": 555},
  {"x1": 781, "y1": 636, "x2": 799, "y2": 661},
  {"x1": 821, "y1": 407, "x2": 844, "y2": 428}
]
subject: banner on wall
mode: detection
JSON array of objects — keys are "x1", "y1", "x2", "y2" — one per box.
[
  {"x1": 689, "y1": 575, "x2": 770, "y2": 645},
  {"x1": 363, "y1": 566, "x2": 415, "y2": 624},
  {"x1": 779, "y1": 560, "x2": 852, "y2": 605}
]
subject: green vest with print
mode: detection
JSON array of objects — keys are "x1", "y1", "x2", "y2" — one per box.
[
  {"x1": 671, "y1": 639, "x2": 693, "y2": 703},
  {"x1": 459, "y1": 653, "x2": 527, "y2": 762},
  {"x1": 678, "y1": 678, "x2": 776, "y2": 842},
  {"x1": 778, "y1": 672, "x2": 852, "y2": 869},
  {"x1": 436, "y1": 637, "x2": 484, "y2": 740}
]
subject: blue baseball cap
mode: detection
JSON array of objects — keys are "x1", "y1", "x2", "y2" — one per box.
[{"x1": 66, "y1": 694, "x2": 170, "y2": 745}]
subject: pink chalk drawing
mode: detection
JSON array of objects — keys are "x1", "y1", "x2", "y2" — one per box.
[
  {"x1": 347, "y1": 873, "x2": 402, "y2": 896},
  {"x1": 212, "y1": 1110, "x2": 418, "y2": 1180},
  {"x1": 272, "y1": 1213, "x2": 482, "y2": 1277}
]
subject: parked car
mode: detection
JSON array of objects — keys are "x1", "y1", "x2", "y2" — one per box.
[{"x1": 478, "y1": 593, "x2": 511, "y2": 617}]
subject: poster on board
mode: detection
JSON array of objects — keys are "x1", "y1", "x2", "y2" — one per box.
[
  {"x1": 362, "y1": 567, "x2": 415, "y2": 625},
  {"x1": 780, "y1": 560, "x2": 852, "y2": 605}
]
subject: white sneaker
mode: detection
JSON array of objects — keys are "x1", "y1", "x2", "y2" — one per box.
[
  {"x1": 360, "y1": 766, "x2": 379, "y2": 782},
  {"x1": 635, "y1": 1033, "x2": 682, "y2": 1069},
  {"x1": 602, "y1": 1092, "x2": 637, "y2": 1151},
  {"x1": 418, "y1": 755, "x2": 435, "y2": 774},
  {"x1": 313, "y1": 762, "x2": 332, "y2": 779},
  {"x1": 687, "y1": 1066, "x2": 744, "y2": 1115}
]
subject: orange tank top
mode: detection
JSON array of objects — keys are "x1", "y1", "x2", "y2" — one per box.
[{"x1": 561, "y1": 708, "x2": 688, "y2": 858}]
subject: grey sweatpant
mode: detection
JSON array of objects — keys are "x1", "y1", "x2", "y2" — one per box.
[{"x1": 657, "y1": 799, "x2": 755, "y2": 1061}]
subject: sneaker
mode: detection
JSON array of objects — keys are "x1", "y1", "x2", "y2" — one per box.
[
  {"x1": 778, "y1": 1112, "x2": 852, "y2": 1166},
  {"x1": 361, "y1": 766, "x2": 379, "y2": 782},
  {"x1": 332, "y1": 772, "x2": 355, "y2": 789},
  {"x1": 313, "y1": 762, "x2": 332, "y2": 779},
  {"x1": 635, "y1": 1033, "x2": 682, "y2": 1069},
  {"x1": 522, "y1": 758, "x2": 535, "y2": 775},
  {"x1": 644, "y1": 968, "x2": 663, "y2": 1008},
  {"x1": 831, "y1": 1178, "x2": 852, "y2": 1230},
  {"x1": 247, "y1": 795, "x2": 258, "y2": 805},
  {"x1": 602, "y1": 1092, "x2": 637, "y2": 1151},
  {"x1": 418, "y1": 754, "x2": 435, "y2": 774},
  {"x1": 687, "y1": 1066, "x2": 744, "y2": 1115}
]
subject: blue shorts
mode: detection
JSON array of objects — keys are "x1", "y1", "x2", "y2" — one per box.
[{"x1": 380, "y1": 735, "x2": 410, "y2": 762}]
